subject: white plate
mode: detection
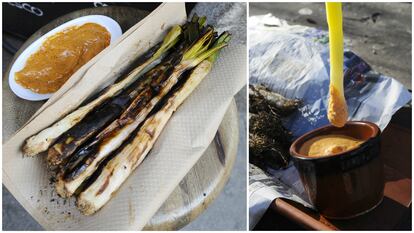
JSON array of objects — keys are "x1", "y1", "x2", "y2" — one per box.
[{"x1": 8, "y1": 15, "x2": 122, "y2": 101}]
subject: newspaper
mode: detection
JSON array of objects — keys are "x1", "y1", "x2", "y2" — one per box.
[{"x1": 248, "y1": 14, "x2": 412, "y2": 229}]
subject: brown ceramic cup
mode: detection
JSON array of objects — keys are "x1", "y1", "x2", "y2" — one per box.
[{"x1": 289, "y1": 121, "x2": 384, "y2": 219}]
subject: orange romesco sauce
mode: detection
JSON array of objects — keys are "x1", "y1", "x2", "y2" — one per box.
[
  {"x1": 299, "y1": 134, "x2": 363, "y2": 157},
  {"x1": 15, "y1": 23, "x2": 111, "y2": 94},
  {"x1": 328, "y1": 85, "x2": 348, "y2": 127}
]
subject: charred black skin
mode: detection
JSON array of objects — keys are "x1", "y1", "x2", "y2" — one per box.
[
  {"x1": 48, "y1": 42, "x2": 166, "y2": 165},
  {"x1": 50, "y1": 77, "x2": 147, "y2": 165},
  {"x1": 133, "y1": 42, "x2": 162, "y2": 68},
  {"x1": 52, "y1": 92, "x2": 132, "y2": 158},
  {"x1": 63, "y1": 141, "x2": 98, "y2": 180},
  {"x1": 62, "y1": 51, "x2": 182, "y2": 181},
  {"x1": 51, "y1": 49, "x2": 184, "y2": 167},
  {"x1": 77, "y1": 66, "x2": 194, "y2": 193}
]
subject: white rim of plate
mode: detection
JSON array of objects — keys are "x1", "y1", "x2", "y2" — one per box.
[{"x1": 8, "y1": 15, "x2": 122, "y2": 101}]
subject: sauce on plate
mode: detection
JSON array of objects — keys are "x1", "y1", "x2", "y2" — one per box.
[{"x1": 15, "y1": 23, "x2": 111, "y2": 94}]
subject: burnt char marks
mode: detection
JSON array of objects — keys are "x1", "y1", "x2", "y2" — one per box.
[
  {"x1": 100, "y1": 129, "x2": 121, "y2": 149},
  {"x1": 133, "y1": 42, "x2": 161, "y2": 68},
  {"x1": 120, "y1": 87, "x2": 153, "y2": 122},
  {"x1": 96, "y1": 168, "x2": 114, "y2": 196},
  {"x1": 149, "y1": 56, "x2": 177, "y2": 93},
  {"x1": 59, "y1": 44, "x2": 191, "y2": 192},
  {"x1": 47, "y1": 146, "x2": 62, "y2": 165},
  {"x1": 132, "y1": 142, "x2": 148, "y2": 166},
  {"x1": 78, "y1": 142, "x2": 124, "y2": 194},
  {"x1": 49, "y1": 79, "x2": 147, "y2": 166},
  {"x1": 62, "y1": 142, "x2": 99, "y2": 181},
  {"x1": 145, "y1": 128, "x2": 155, "y2": 138},
  {"x1": 145, "y1": 67, "x2": 192, "y2": 119}
]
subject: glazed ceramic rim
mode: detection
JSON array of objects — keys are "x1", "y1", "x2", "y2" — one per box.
[
  {"x1": 8, "y1": 15, "x2": 122, "y2": 101},
  {"x1": 289, "y1": 121, "x2": 381, "y2": 161}
]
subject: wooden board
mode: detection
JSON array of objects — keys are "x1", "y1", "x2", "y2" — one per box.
[
  {"x1": 145, "y1": 100, "x2": 239, "y2": 230},
  {"x1": 2, "y1": 6, "x2": 239, "y2": 230}
]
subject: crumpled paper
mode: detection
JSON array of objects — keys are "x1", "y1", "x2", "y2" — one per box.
[
  {"x1": 3, "y1": 3, "x2": 246, "y2": 230},
  {"x1": 249, "y1": 14, "x2": 411, "y2": 138},
  {"x1": 248, "y1": 14, "x2": 411, "y2": 229}
]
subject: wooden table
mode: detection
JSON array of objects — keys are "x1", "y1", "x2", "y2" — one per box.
[{"x1": 3, "y1": 6, "x2": 239, "y2": 230}]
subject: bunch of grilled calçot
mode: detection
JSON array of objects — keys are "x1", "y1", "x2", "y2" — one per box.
[{"x1": 22, "y1": 15, "x2": 231, "y2": 215}]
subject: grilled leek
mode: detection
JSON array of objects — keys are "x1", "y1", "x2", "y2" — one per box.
[
  {"x1": 56, "y1": 29, "x2": 229, "y2": 198},
  {"x1": 47, "y1": 51, "x2": 179, "y2": 166},
  {"x1": 77, "y1": 34, "x2": 229, "y2": 214}
]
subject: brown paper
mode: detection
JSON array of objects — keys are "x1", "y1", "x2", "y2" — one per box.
[{"x1": 3, "y1": 2, "x2": 246, "y2": 230}]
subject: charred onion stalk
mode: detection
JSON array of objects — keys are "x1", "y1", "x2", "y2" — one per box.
[
  {"x1": 22, "y1": 25, "x2": 182, "y2": 157},
  {"x1": 77, "y1": 34, "x2": 229, "y2": 215},
  {"x1": 56, "y1": 27, "x2": 230, "y2": 198},
  {"x1": 45, "y1": 17, "x2": 208, "y2": 166},
  {"x1": 47, "y1": 49, "x2": 180, "y2": 167}
]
